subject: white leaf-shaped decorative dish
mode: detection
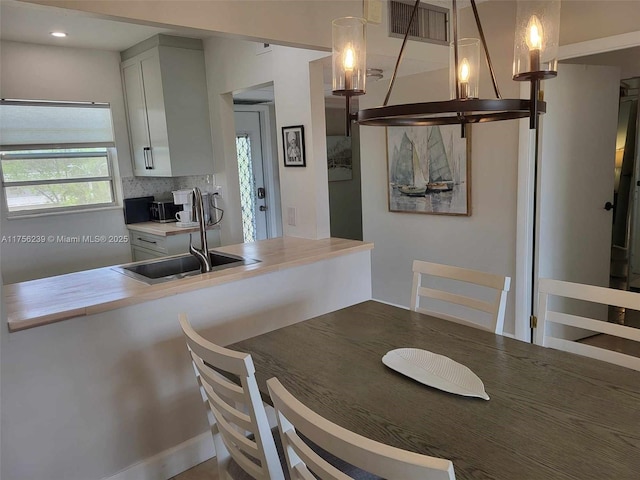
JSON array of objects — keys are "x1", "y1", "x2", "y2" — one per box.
[{"x1": 382, "y1": 348, "x2": 489, "y2": 400}]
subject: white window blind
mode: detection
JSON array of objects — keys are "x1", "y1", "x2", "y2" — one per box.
[{"x1": 0, "y1": 101, "x2": 115, "y2": 148}]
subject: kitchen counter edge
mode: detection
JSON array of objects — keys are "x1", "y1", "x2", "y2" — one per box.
[
  {"x1": 5, "y1": 237, "x2": 373, "y2": 332},
  {"x1": 126, "y1": 221, "x2": 220, "y2": 237}
]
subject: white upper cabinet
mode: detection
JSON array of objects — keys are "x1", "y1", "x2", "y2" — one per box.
[{"x1": 121, "y1": 35, "x2": 214, "y2": 177}]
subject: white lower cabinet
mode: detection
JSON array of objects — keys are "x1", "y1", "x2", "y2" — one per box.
[{"x1": 128, "y1": 229, "x2": 221, "y2": 262}]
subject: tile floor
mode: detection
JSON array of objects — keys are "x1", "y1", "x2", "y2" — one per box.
[{"x1": 171, "y1": 458, "x2": 219, "y2": 480}]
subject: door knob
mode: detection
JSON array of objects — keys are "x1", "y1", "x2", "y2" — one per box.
[
  {"x1": 604, "y1": 201, "x2": 614, "y2": 211},
  {"x1": 259, "y1": 205, "x2": 268, "y2": 211}
]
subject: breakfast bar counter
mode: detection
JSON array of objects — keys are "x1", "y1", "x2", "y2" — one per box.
[
  {"x1": 1, "y1": 236, "x2": 373, "y2": 480},
  {"x1": 4, "y1": 236, "x2": 373, "y2": 332}
]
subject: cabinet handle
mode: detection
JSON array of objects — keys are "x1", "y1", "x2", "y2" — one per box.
[
  {"x1": 143, "y1": 147, "x2": 154, "y2": 170},
  {"x1": 147, "y1": 147, "x2": 154, "y2": 170},
  {"x1": 137, "y1": 237, "x2": 157, "y2": 244}
]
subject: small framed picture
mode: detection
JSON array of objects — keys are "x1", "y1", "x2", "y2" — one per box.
[{"x1": 282, "y1": 125, "x2": 306, "y2": 167}]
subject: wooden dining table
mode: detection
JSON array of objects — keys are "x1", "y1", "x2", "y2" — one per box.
[{"x1": 229, "y1": 300, "x2": 640, "y2": 480}]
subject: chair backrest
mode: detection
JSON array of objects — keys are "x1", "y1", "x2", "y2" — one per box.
[
  {"x1": 411, "y1": 260, "x2": 511, "y2": 334},
  {"x1": 537, "y1": 278, "x2": 640, "y2": 371},
  {"x1": 267, "y1": 377, "x2": 455, "y2": 480},
  {"x1": 179, "y1": 314, "x2": 285, "y2": 480}
]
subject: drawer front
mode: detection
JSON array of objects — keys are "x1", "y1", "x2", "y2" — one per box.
[
  {"x1": 130, "y1": 232, "x2": 167, "y2": 253},
  {"x1": 131, "y1": 245, "x2": 165, "y2": 262}
]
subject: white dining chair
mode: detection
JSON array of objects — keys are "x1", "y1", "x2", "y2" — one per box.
[
  {"x1": 537, "y1": 278, "x2": 640, "y2": 371},
  {"x1": 179, "y1": 314, "x2": 285, "y2": 480},
  {"x1": 411, "y1": 260, "x2": 511, "y2": 334},
  {"x1": 267, "y1": 377, "x2": 456, "y2": 480}
]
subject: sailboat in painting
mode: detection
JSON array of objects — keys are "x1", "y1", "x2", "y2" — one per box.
[
  {"x1": 391, "y1": 132, "x2": 428, "y2": 196},
  {"x1": 425, "y1": 126, "x2": 454, "y2": 193},
  {"x1": 390, "y1": 127, "x2": 453, "y2": 196}
]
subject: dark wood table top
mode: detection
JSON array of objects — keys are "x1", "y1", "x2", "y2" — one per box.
[{"x1": 229, "y1": 300, "x2": 640, "y2": 480}]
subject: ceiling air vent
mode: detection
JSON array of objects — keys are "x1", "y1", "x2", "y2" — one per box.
[{"x1": 388, "y1": 0, "x2": 449, "y2": 45}]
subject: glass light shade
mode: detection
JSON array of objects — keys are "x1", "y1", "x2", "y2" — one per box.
[
  {"x1": 513, "y1": 0, "x2": 561, "y2": 79},
  {"x1": 450, "y1": 38, "x2": 480, "y2": 99},
  {"x1": 615, "y1": 149, "x2": 625, "y2": 169},
  {"x1": 332, "y1": 17, "x2": 366, "y2": 96}
]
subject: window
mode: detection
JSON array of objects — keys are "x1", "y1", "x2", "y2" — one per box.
[
  {"x1": 236, "y1": 134, "x2": 257, "y2": 242},
  {"x1": 0, "y1": 100, "x2": 117, "y2": 215}
]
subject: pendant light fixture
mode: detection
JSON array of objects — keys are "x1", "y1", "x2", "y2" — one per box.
[
  {"x1": 332, "y1": 16, "x2": 367, "y2": 136},
  {"x1": 333, "y1": 0, "x2": 560, "y2": 135},
  {"x1": 332, "y1": 0, "x2": 561, "y2": 340}
]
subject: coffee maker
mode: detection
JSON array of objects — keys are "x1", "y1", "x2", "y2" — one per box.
[
  {"x1": 172, "y1": 189, "x2": 218, "y2": 225},
  {"x1": 172, "y1": 189, "x2": 196, "y2": 224}
]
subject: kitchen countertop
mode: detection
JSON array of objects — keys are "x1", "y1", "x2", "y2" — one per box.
[
  {"x1": 126, "y1": 221, "x2": 219, "y2": 237},
  {"x1": 4, "y1": 237, "x2": 373, "y2": 332}
]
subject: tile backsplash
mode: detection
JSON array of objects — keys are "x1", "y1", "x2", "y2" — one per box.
[
  {"x1": 121, "y1": 174, "x2": 216, "y2": 202},
  {"x1": 175, "y1": 174, "x2": 216, "y2": 193}
]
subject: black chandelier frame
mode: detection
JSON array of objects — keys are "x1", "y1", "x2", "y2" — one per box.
[
  {"x1": 349, "y1": 0, "x2": 556, "y2": 133},
  {"x1": 335, "y1": 0, "x2": 560, "y2": 340}
]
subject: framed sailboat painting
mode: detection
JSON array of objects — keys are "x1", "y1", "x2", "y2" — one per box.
[{"x1": 386, "y1": 125, "x2": 471, "y2": 216}]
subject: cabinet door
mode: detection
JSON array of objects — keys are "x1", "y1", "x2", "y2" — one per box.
[
  {"x1": 122, "y1": 44, "x2": 213, "y2": 177},
  {"x1": 140, "y1": 52, "x2": 171, "y2": 175},
  {"x1": 122, "y1": 61, "x2": 151, "y2": 176},
  {"x1": 159, "y1": 46, "x2": 214, "y2": 176},
  {"x1": 131, "y1": 246, "x2": 164, "y2": 262},
  {"x1": 165, "y1": 229, "x2": 222, "y2": 255}
]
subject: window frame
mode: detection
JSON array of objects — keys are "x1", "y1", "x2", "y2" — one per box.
[{"x1": 0, "y1": 100, "x2": 119, "y2": 217}]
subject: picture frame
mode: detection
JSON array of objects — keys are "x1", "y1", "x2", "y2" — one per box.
[
  {"x1": 282, "y1": 125, "x2": 306, "y2": 167},
  {"x1": 326, "y1": 136, "x2": 352, "y2": 181},
  {"x1": 386, "y1": 125, "x2": 471, "y2": 216}
]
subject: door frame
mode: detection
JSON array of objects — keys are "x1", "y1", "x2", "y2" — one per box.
[
  {"x1": 234, "y1": 104, "x2": 283, "y2": 239},
  {"x1": 515, "y1": 31, "x2": 640, "y2": 343}
]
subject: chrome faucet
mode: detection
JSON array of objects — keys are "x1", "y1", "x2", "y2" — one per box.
[{"x1": 189, "y1": 187, "x2": 212, "y2": 273}]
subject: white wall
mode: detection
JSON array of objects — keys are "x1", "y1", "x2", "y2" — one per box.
[
  {"x1": 0, "y1": 251, "x2": 372, "y2": 480},
  {"x1": 558, "y1": 0, "x2": 640, "y2": 45},
  {"x1": 361, "y1": 1, "x2": 520, "y2": 333},
  {"x1": 203, "y1": 37, "x2": 330, "y2": 244},
  {"x1": 0, "y1": 41, "x2": 132, "y2": 282},
  {"x1": 564, "y1": 47, "x2": 640, "y2": 80}
]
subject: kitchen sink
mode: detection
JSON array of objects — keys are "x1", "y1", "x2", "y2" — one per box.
[{"x1": 112, "y1": 251, "x2": 259, "y2": 284}]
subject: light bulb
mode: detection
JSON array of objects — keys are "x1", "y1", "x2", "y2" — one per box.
[
  {"x1": 526, "y1": 15, "x2": 543, "y2": 50},
  {"x1": 525, "y1": 15, "x2": 543, "y2": 72},
  {"x1": 343, "y1": 47, "x2": 355, "y2": 72},
  {"x1": 459, "y1": 58, "x2": 470, "y2": 82}
]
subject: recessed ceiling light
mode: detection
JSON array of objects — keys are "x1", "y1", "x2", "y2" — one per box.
[{"x1": 50, "y1": 32, "x2": 67, "y2": 38}]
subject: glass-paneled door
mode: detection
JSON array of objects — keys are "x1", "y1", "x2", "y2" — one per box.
[{"x1": 235, "y1": 110, "x2": 268, "y2": 242}]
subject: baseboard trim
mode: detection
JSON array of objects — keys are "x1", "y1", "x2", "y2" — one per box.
[
  {"x1": 372, "y1": 298, "x2": 409, "y2": 310},
  {"x1": 101, "y1": 432, "x2": 215, "y2": 480}
]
